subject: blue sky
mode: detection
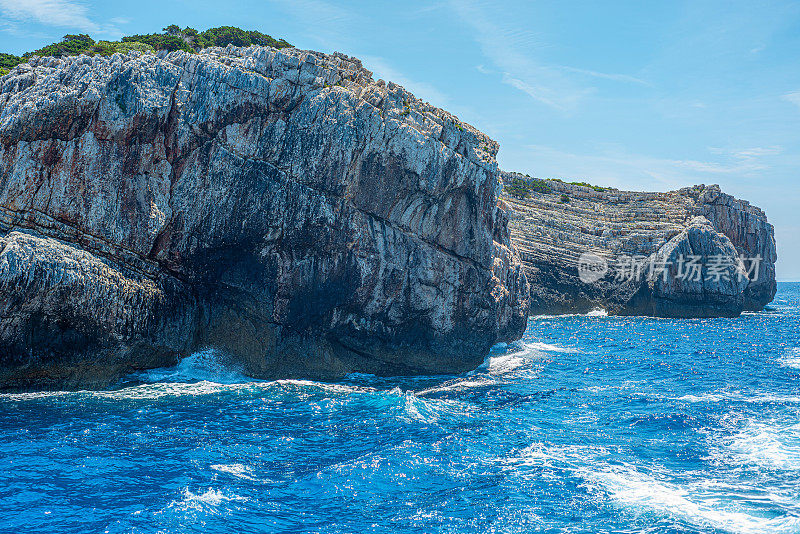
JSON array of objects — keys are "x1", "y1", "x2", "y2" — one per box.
[{"x1": 1, "y1": 0, "x2": 799, "y2": 280}]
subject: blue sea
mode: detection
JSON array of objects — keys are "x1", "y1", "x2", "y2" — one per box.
[{"x1": 1, "y1": 283, "x2": 799, "y2": 533}]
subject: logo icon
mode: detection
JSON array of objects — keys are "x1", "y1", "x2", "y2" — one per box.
[{"x1": 577, "y1": 252, "x2": 608, "y2": 284}]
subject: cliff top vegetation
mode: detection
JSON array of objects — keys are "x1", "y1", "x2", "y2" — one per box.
[
  {"x1": 0, "y1": 25, "x2": 292, "y2": 76},
  {"x1": 502, "y1": 173, "x2": 611, "y2": 199}
]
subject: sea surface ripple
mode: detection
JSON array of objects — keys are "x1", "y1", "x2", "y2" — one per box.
[{"x1": 1, "y1": 283, "x2": 799, "y2": 533}]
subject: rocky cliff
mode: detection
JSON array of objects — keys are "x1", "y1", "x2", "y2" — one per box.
[
  {"x1": 0, "y1": 46, "x2": 529, "y2": 389},
  {"x1": 501, "y1": 172, "x2": 777, "y2": 317}
]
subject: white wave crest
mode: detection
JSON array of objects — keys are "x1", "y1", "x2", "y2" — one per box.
[
  {"x1": 136, "y1": 349, "x2": 252, "y2": 384},
  {"x1": 421, "y1": 339, "x2": 575, "y2": 394},
  {"x1": 532, "y1": 308, "x2": 608, "y2": 319},
  {"x1": 675, "y1": 391, "x2": 800, "y2": 405},
  {"x1": 0, "y1": 390, "x2": 72, "y2": 401},
  {"x1": 274, "y1": 379, "x2": 376, "y2": 395},
  {"x1": 510, "y1": 443, "x2": 800, "y2": 533},
  {"x1": 172, "y1": 488, "x2": 247, "y2": 512},
  {"x1": 483, "y1": 340, "x2": 574, "y2": 371},
  {"x1": 414, "y1": 395, "x2": 476, "y2": 422},
  {"x1": 778, "y1": 348, "x2": 800, "y2": 370},
  {"x1": 485, "y1": 354, "x2": 527, "y2": 374},
  {"x1": 525, "y1": 342, "x2": 576, "y2": 353},
  {"x1": 416, "y1": 377, "x2": 496, "y2": 395},
  {"x1": 210, "y1": 463, "x2": 264, "y2": 482},
  {"x1": 718, "y1": 417, "x2": 800, "y2": 472},
  {"x1": 586, "y1": 466, "x2": 800, "y2": 534},
  {"x1": 0, "y1": 376, "x2": 384, "y2": 403},
  {"x1": 93, "y1": 381, "x2": 255, "y2": 400}
]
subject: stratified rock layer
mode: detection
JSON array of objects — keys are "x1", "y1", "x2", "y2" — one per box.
[
  {"x1": 501, "y1": 172, "x2": 776, "y2": 317},
  {"x1": 0, "y1": 46, "x2": 529, "y2": 389}
]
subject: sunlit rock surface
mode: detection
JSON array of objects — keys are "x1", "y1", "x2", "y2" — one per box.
[
  {"x1": 0, "y1": 46, "x2": 529, "y2": 389},
  {"x1": 501, "y1": 172, "x2": 776, "y2": 317}
]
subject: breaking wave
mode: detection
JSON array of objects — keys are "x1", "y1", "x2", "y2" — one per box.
[{"x1": 0, "y1": 283, "x2": 798, "y2": 533}]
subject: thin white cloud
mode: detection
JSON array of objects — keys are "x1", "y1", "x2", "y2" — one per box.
[
  {"x1": 735, "y1": 146, "x2": 783, "y2": 158},
  {"x1": 782, "y1": 91, "x2": 800, "y2": 109},
  {"x1": 0, "y1": 19, "x2": 49, "y2": 38},
  {"x1": 109, "y1": 17, "x2": 129, "y2": 25},
  {"x1": 448, "y1": 0, "x2": 647, "y2": 112},
  {"x1": 0, "y1": 0, "x2": 97, "y2": 31},
  {"x1": 502, "y1": 73, "x2": 590, "y2": 112},
  {"x1": 266, "y1": 0, "x2": 354, "y2": 50},
  {"x1": 361, "y1": 55, "x2": 450, "y2": 108},
  {"x1": 515, "y1": 144, "x2": 772, "y2": 192},
  {"x1": 448, "y1": 0, "x2": 581, "y2": 111},
  {"x1": 710, "y1": 146, "x2": 783, "y2": 159},
  {"x1": 557, "y1": 66, "x2": 650, "y2": 87}
]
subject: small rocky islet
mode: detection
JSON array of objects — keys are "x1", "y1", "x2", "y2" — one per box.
[
  {"x1": 500, "y1": 171, "x2": 776, "y2": 317},
  {"x1": 0, "y1": 28, "x2": 776, "y2": 389}
]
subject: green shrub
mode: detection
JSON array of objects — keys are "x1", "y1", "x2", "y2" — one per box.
[
  {"x1": 4, "y1": 26, "x2": 294, "y2": 64},
  {"x1": 21, "y1": 34, "x2": 158, "y2": 59},
  {"x1": 560, "y1": 194, "x2": 570, "y2": 203},
  {"x1": 504, "y1": 176, "x2": 531, "y2": 199},
  {"x1": 123, "y1": 25, "x2": 293, "y2": 52},
  {"x1": 0, "y1": 53, "x2": 22, "y2": 70},
  {"x1": 121, "y1": 33, "x2": 194, "y2": 53},
  {"x1": 568, "y1": 180, "x2": 606, "y2": 192},
  {"x1": 32, "y1": 34, "x2": 96, "y2": 57},
  {"x1": 101, "y1": 41, "x2": 155, "y2": 55},
  {"x1": 0, "y1": 67, "x2": 8, "y2": 76},
  {"x1": 198, "y1": 26, "x2": 291, "y2": 49},
  {"x1": 504, "y1": 175, "x2": 552, "y2": 199},
  {"x1": 529, "y1": 180, "x2": 552, "y2": 194}
]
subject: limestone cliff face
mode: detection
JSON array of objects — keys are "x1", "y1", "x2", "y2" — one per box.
[
  {"x1": 501, "y1": 172, "x2": 776, "y2": 317},
  {"x1": 0, "y1": 46, "x2": 529, "y2": 389}
]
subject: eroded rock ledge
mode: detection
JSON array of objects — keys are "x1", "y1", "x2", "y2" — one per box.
[
  {"x1": 501, "y1": 172, "x2": 777, "y2": 317},
  {"x1": 0, "y1": 46, "x2": 529, "y2": 389}
]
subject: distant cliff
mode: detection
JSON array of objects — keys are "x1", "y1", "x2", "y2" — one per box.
[
  {"x1": 0, "y1": 46, "x2": 528, "y2": 389},
  {"x1": 500, "y1": 172, "x2": 777, "y2": 317}
]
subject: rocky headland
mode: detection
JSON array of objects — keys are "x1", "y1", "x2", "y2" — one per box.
[
  {"x1": 0, "y1": 45, "x2": 529, "y2": 389},
  {"x1": 500, "y1": 172, "x2": 777, "y2": 317},
  {"x1": 0, "y1": 36, "x2": 778, "y2": 390}
]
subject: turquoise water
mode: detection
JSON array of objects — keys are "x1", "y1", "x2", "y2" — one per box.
[{"x1": 1, "y1": 284, "x2": 799, "y2": 533}]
